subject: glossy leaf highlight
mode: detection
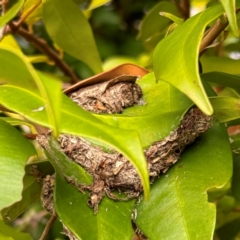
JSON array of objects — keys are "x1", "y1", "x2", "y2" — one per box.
[
  {"x1": 0, "y1": 119, "x2": 36, "y2": 210},
  {"x1": 153, "y1": 4, "x2": 226, "y2": 115},
  {"x1": 42, "y1": 0, "x2": 102, "y2": 73},
  {"x1": 0, "y1": 85, "x2": 150, "y2": 198},
  {"x1": 136, "y1": 123, "x2": 232, "y2": 239},
  {"x1": 221, "y1": 0, "x2": 239, "y2": 37}
]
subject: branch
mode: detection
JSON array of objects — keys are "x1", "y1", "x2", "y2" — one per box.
[
  {"x1": 199, "y1": 17, "x2": 228, "y2": 55},
  {"x1": 23, "y1": 133, "x2": 38, "y2": 140},
  {"x1": 39, "y1": 213, "x2": 57, "y2": 240},
  {"x1": 7, "y1": 23, "x2": 80, "y2": 84},
  {"x1": 200, "y1": 9, "x2": 240, "y2": 55},
  {"x1": 175, "y1": 0, "x2": 190, "y2": 20}
]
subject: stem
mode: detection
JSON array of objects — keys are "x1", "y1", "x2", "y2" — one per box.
[
  {"x1": 199, "y1": 18, "x2": 229, "y2": 55},
  {"x1": 175, "y1": 0, "x2": 190, "y2": 20},
  {"x1": 200, "y1": 9, "x2": 240, "y2": 55},
  {"x1": 16, "y1": 0, "x2": 41, "y2": 27},
  {"x1": 23, "y1": 133, "x2": 38, "y2": 140},
  {"x1": 8, "y1": 23, "x2": 79, "y2": 84},
  {"x1": 39, "y1": 214, "x2": 57, "y2": 240}
]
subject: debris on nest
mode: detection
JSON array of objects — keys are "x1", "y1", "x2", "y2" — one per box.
[
  {"x1": 37, "y1": 78, "x2": 213, "y2": 214},
  {"x1": 69, "y1": 78, "x2": 142, "y2": 114},
  {"x1": 62, "y1": 225, "x2": 79, "y2": 240},
  {"x1": 41, "y1": 174, "x2": 55, "y2": 215},
  {"x1": 57, "y1": 108, "x2": 212, "y2": 213}
]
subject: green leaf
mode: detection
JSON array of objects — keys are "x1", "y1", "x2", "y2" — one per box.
[
  {"x1": 201, "y1": 56, "x2": 240, "y2": 75},
  {"x1": 0, "y1": 46, "x2": 38, "y2": 90},
  {"x1": 137, "y1": 1, "x2": 178, "y2": 41},
  {"x1": 1, "y1": 160, "x2": 54, "y2": 223},
  {"x1": 43, "y1": 137, "x2": 134, "y2": 239},
  {"x1": 1, "y1": 172, "x2": 41, "y2": 223},
  {"x1": 210, "y1": 96, "x2": 240, "y2": 122},
  {"x1": 0, "y1": 85, "x2": 150, "y2": 198},
  {"x1": 42, "y1": 0, "x2": 102, "y2": 74},
  {"x1": 221, "y1": 0, "x2": 239, "y2": 37},
  {"x1": 153, "y1": 3, "x2": 227, "y2": 115},
  {"x1": 0, "y1": 46, "x2": 62, "y2": 136},
  {"x1": 0, "y1": 0, "x2": 24, "y2": 28},
  {"x1": 22, "y1": 0, "x2": 42, "y2": 26},
  {"x1": 0, "y1": 119, "x2": 36, "y2": 210},
  {"x1": 136, "y1": 123, "x2": 232, "y2": 240},
  {"x1": 201, "y1": 72, "x2": 240, "y2": 91},
  {"x1": 0, "y1": 220, "x2": 32, "y2": 240},
  {"x1": 0, "y1": 117, "x2": 34, "y2": 128},
  {"x1": 94, "y1": 72, "x2": 193, "y2": 148},
  {"x1": 37, "y1": 72, "x2": 62, "y2": 136},
  {"x1": 54, "y1": 172, "x2": 135, "y2": 240},
  {"x1": 159, "y1": 12, "x2": 183, "y2": 26},
  {"x1": 44, "y1": 138, "x2": 92, "y2": 185},
  {"x1": 0, "y1": 35, "x2": 22, "y2": 51}
]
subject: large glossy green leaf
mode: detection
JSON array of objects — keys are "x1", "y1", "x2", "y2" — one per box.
[
  {"x1": 201, "y1": 72, "x2": 240, "y2": 91},
  {"x1": 94, "y1": 72, "x2": 193, "y2": 148},
  {"x1": 201, "y1": 56, "x2": 240, "y2": 75},
  {"x1": 1, "y1": 161, "x2": 53, "y2": 223},
  {"x1": 137, "y1": 2, "x2": 178, "y2": 41},
  {"x1": 0, "y1": 46, "x2": 62, "y2": 136},
  {"x1": 0, "y1": 219, "x2": 32, "y2": 240},
  {"x1": 42, "y1": 0, "x2": 102, "y2": 74},
  {"x1": 43, "y1": 138, "x2": 134, "y2": 239},
  {"x1": 0, "y1": 46, "x2": 37, "y2": 90},
  {"x1": 1, "y1": 173, "x2": 41, "y2": 223},
  {"x1": 0, "y1": 0, "x2": 24, "y2": 28},
  {"x1": 136, "y1": 123, "x2": 232, "y2": 239},
  {"x1": 87, "y1": 0, "x2": 110, "y2": 10},
  {"x1": 0, "y1": 85, "x2": 150, "y2": 198},
  {"x1": 210, "y1": 96, "x2": 240, "y2": 122},
  {"x1": 153, "y1": 3, "x2": 227, "y2": 115},
  {"x1": 221, "y1": 0, "x2": 239, "y2": 37},
  {"x1": 54, "y1": 172, "x2": 135, "y2": 240},
  {"x1": 0, "y1": 119, "x2": 36, "y2": 210}
]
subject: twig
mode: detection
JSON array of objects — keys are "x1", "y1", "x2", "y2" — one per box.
[
  {"x1": 15, "y1": 0, "x2": 41, "y2": 28},
  {"x1": 39, "y1": 213, "x2": 57, "y2": 240},
  {"x1": 175, "y1": 0, "x2": 190, "y2": 20},
  {"x1": 6, "y1": 23, "x2": 80, "y2": 84},
  {"x1": 23, "y1": 133, "x2": 38, "y2": 140},
  {"x1": 199, "y1": 17, "x2": 229, "y2": 55},
  {"x1": 200, "y1": 9, "x2": 240, "y2": 55}
]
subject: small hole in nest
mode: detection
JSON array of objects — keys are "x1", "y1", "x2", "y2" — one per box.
[{"x1": 175, "y1": 149, "x2": 181, "y2": 154}]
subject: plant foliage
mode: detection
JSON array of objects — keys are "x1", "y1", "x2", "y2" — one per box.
[{"x1": 1, "y1": 0, "x2": 240, "y2": 239}]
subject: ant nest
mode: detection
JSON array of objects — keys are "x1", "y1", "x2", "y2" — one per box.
[{"x1": 39, "y1": 78, "x2": 213, "y2": 214}]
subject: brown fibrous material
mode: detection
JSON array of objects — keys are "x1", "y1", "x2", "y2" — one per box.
[
  {"x1": 41, "y1": 175, "x2": 55, "y2": 215},
  {"x1": 38, "y1": 80, "x2": 213, "y2": 214},
  {"x1": 70, "y1": 78, "x2": 142, "y2": 114},
  {"x1": 57, "y1": 108, "x2": 212, "y2": 213}
]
